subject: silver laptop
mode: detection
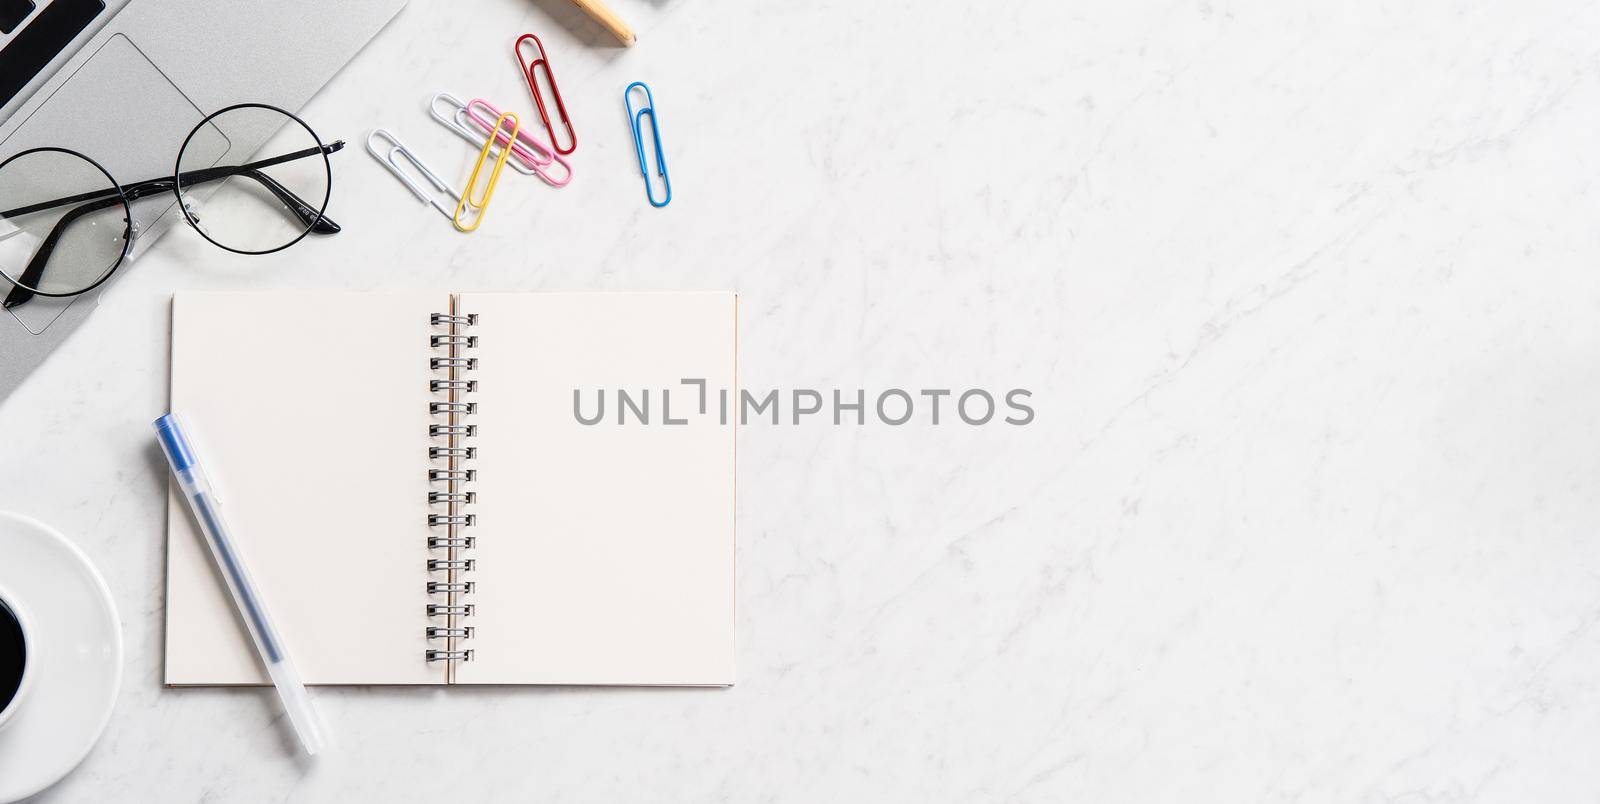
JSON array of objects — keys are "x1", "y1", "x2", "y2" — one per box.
[{"x1": 0, "y1": 0, "x2": 406, "y2": 403}]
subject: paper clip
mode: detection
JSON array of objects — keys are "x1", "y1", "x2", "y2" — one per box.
[
  {"x1": 365, "y1": 129, "x2": 461, "y2": 219},
  {"x1": 460, "y1": 97, "x2": 572, "y2": 186},
  {"x1": 429, "y1": 93, "x2": 572, "y2": 188},
  {"x1": 453, "y1": 112, "x2": 520, "y2": 233},
  {"x1": 514, "y1": 34, "x2": 576, "y2": 155},
  {"x1": 625, "y1": 82, "x2": 670, "y2": 208}
]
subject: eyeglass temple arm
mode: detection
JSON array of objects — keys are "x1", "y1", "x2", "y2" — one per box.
[
  {"x1": 1, "y1": 193, "x2": 127, "y2": 309},
  {"x1": 1, "y1": 181, "x2": 183, "y2": 307},
  {"x1": 132, "y1": 168, "x2": 342, "y2": 233},
  {"x1": 233, "y1": 169, "x2": 340, "y2": 233},
  {"x1": 0, "y1": 141, "x2": 343, "y2": 221},
  {"x1": 2, "y1": 146, "x2": 344, "y2": 309}
]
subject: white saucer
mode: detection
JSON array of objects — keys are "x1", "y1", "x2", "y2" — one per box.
[{"x1": 0, "y1": 512, "x2": 122, "y2": 803}]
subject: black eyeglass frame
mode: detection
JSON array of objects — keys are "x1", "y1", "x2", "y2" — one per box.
[
  {"x1": 176, "y1": 102, "x2": 336, "y2": 257},
  {"x1": 0, "y1": 102, "x2": 338, "y2": 306}
]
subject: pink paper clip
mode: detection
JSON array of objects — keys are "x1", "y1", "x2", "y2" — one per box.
[{"x1": 461, "y1": 98, "x2": 572, "y2": 187}]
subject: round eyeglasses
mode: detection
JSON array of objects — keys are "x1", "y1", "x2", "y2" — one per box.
[{"x1": 0, "y1": 103, "x2": 341, "y2": 310}]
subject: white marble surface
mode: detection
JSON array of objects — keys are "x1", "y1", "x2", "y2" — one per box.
[{"x1": 5, "y1": 0, "x2": 1600, "y2": 800}]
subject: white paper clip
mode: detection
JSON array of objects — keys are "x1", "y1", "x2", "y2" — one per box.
[{"x1": 365, "y1": 128, "x2": 462, "y2": 219}]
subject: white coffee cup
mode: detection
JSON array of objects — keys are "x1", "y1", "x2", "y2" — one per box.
[{"x1": 0, "y1": 583, "x2": 33, "y2": 733}]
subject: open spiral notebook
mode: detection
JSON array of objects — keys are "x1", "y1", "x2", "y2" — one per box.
[{"x1": 163, "y1": 291, "x2": 737, "y2": 686}]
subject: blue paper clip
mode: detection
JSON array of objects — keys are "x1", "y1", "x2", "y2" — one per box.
[{"x1": 625, "y1": 82, "x2": 670, "y2": 207}]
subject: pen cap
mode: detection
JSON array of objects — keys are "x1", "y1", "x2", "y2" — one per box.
[{"x1": 153, "y1": 413, "x2": 199, "y2": 474}]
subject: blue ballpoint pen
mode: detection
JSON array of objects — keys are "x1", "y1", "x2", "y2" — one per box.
[{"x1": 154, "y1": 413, "x2": 329, "y2": 755}]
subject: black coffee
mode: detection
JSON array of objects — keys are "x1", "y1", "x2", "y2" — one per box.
[{"x1": 0, "y1": 599, "x2": 24, "y2": 713}]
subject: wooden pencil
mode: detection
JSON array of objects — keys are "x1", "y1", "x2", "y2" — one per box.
[{"x1": 568, "y1": 0, "x2": 636, "y2": 46}]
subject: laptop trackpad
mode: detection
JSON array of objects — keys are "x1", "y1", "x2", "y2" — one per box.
[{"x1": 1, "y1": 33, "x2": 219, "y2": 334}]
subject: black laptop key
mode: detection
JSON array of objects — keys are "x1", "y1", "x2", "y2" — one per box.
[
  {"x1": 0, "y1": 0, "x2": 34, "y2": 35},
  {"x1": 0, "y1": 0, "x2": 105, "y2": 107}
]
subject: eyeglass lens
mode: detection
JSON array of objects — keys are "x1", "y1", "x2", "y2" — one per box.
[
  {"x1": 176, "y1": 105, "x2": 332, "y2": 255},
  {"x1": 0, "y1": 149, "x2": 129, "y2": 298}
]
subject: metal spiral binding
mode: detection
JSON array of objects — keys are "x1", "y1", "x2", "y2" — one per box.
[{"x1": 427, "y1": 308, "x2": 478, "y2": 668}]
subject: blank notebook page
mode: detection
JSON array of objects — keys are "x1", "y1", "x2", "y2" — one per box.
[
  {"x1": 165, "y1": 292, "x2": 442, "y2": 685},
  {"x1": 456, "y1": 292, "x2": 737, "y2": 685}
]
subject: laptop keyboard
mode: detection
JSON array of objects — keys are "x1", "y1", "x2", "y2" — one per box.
[
  {"x1": 0, "y1": 0, "x2": 35, "y2": 34},
  {"x1": 0, "y1": 0, "x2": 105, "y2": 107}
]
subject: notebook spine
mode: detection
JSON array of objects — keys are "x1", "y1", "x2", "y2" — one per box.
[{"x1": 427, "y1": 309, "x2": 478, "y2": 667}]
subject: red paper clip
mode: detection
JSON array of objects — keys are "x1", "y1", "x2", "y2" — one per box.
[{"x1": 514, "y1": 34, "x2": 576, "y2": 155}]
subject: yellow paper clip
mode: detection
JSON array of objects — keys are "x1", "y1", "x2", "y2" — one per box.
[{"x1": 452, "y1": 111, "x2": 520, "y2": 232}]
